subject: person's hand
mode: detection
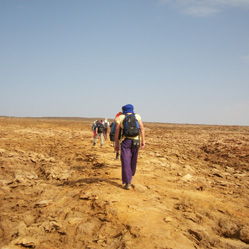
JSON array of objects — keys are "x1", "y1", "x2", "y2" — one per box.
[
  {"x1": 115, "y1": 143, "x2": 119, "y2": 152},
  {"x1": 140, "y1": 141, "x2": 145, "y2": 149}
]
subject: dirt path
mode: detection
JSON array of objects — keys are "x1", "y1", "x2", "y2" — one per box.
[{"x1": 0, "y1": 117, "x2": 249, "y2": 249}]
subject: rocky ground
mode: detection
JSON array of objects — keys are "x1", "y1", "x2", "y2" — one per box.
[{"x1": 0, "y1": 117, "x2": 249, "y2": 249}]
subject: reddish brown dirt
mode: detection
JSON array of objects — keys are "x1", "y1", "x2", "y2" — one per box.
[{"x1": 0, "y1": 117, "x2": 249, "y2": 249}]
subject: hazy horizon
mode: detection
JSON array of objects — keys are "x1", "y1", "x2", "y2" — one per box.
[
  {"x1": 1, "y1": 0, "x2": 249, "y2": 126},
  {"x1": 1, "y1": 115, "x2": 249, "y2": 127}
]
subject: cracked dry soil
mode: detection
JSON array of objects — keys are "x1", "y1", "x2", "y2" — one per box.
[{"x1": 0, "y1": 117, "x2": 249, "y2": 249}]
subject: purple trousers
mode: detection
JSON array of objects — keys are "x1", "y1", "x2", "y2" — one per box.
[{"x1": 121, "y1": 139, "x2": 139, "y2": 184}]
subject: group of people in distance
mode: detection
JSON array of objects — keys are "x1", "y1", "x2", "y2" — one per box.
[
  {"x1": 92, "y1": 118, "x2": 109, "y2": 146},
  {"x1": 91, "y1": 104, "x2": 145, "y2": 190}
]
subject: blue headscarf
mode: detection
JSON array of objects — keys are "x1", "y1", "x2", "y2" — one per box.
[{"x1": 122, "y1": 104, "x2": 134, "y2": 114}]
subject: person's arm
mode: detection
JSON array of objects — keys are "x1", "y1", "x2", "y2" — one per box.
[
  {"x1": 115, "y1": 122, "x2": 120, "y2": 152},
  {"x1": 138, "y1": 120, "x2": 145, "y2": 149}
]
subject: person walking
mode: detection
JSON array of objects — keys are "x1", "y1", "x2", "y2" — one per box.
[
  {"x1": 115, "y1": 104, "x2": 145, "y2": 190},
  {"x1": 103, "y1": 118, "x2": 109, "y2": 141},
  {"x1": 92, "y1": 120, "x2": 97, "y2": 138},
  {"x1": 93, "y1": 121, "x2": 104, "y2": 146},
  {"x1": 110, "y1": 111, "x2": 123, "y2": 159}
]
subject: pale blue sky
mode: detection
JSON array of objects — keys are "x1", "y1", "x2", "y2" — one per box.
[{"x1": 1, "y1": 0, "x2": 249, "y2": 125}]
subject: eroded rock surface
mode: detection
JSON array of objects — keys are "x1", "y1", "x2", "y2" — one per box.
[{"x1": 0, "y1": 117, "x2": 249, "y2": 249}]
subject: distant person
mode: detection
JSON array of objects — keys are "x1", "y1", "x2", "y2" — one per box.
[
  {"x1": 103, "y1": 118, "x2": 109, "y2": 141},
  {"x1": 109, "y1": 121, "x2": 116, "y2": 145},
  {"x1": 115, "y1": 104, "x2": 145, "y2": 190},
  {"x1": 92, "y1": 120, "x2": 97, "y2": 138},
  {"x1": 109, "y1": 121, "x2": 119, "y2": 159},
  {"x1": 110, "y1": 111, "x2": 122, "y2": 159},
  {"x1": 93, "y1": 121, "x2": 104, "y2": 146}
]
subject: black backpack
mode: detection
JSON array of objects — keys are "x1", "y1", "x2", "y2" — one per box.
[
  {"x1": 122, "y1": 114, "x2": 140, "y2": 137},
  {"x1": 97, "y1": 123, "x2": 104, "y2": 133},
  {"x1": 109, "y1": 121, "x2": 116, "y2": 141}
]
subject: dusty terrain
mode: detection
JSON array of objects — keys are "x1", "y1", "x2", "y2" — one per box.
[{"x1": 0, "y1": 117, "x2": 249, "y2": 249}]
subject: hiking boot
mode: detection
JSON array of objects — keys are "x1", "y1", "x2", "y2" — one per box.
[{"x1": 124, "y1": 183, "x2": 132, "y2": 190}]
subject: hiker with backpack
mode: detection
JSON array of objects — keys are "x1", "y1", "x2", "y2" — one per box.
[
  {"x1": 110, "y1": 121, "x2": 118, "y2": 159},
  {"x1": 93, "y1": 120, "x2": 104, "y2": 146},
  {"x1": 92, "y1": 120, "x2": 97, "y2": 138},
  {"x1": 109, "y1": 111, "x2": 123, "y2": 159},
  {"x1": 115, "y1": 104, "x2": 145, "y2": 190},
  {"x1": 109, "y1": 121, "x2": 116, "y2": 145},
  {"x1": 103, "y1": 118, "x2": 109, "y2": 141}
]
